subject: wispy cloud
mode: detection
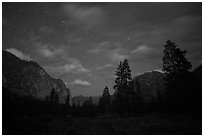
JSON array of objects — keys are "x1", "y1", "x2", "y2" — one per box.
[
  {"x1": 26, "y1": 34, "x2": 91, "y2": 77},
  {"x1": 6, "y1": 48, "x2": 32, "y2": 61},
  {"x1": 44, "y1": 62, "x2": 89, "y2": 75},
  {"x1": 39, "y1": 45, "x2": 66, "y2": 58},
  {"x1": 131, "y1": 45, "x2": 152, "y2": 54},
  {"x1": 29, "y1": 35, "x2": 69, "y2": 60},
  {"x1": 71, "y1": 79, "x2": 91, "y2": 86},
  {"x1": 96, "y1": 64, "x2": 114, "y2": 70},
  {"x1": 89, "y1": 41, "x2": 128, "y2": 62},
  {"x1": 111, "y1": 49, "x2": 128, "y2": 62},
  {"x1": 39, "y1": 47, "x2": 55, "y2": 58}
]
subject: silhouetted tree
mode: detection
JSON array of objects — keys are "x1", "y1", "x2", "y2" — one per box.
[
  {"x1": 65, "y1": 94, "x2": 70, "y2": 106},
  {"x1": 64, "y1": 94, "x2": 71, "y2": 114},
  {"x1": 114, "y1": 59, "x2": 132, "y2": 92},
  {"x1": 162, "y1": 40, "x2": 192, "y2": 75},
  {"x1": 81, "y1": 97, "x2": 97, "y2": 116},
  {"x1": 162, "y1": 40, "x2": 194, "y2": 113},
  {"x1": 113, "y1": 59, "x2": 136, "y2": 114},
  {"x1": 99, "y1": 86, "x2": 111, "y2": 113}
]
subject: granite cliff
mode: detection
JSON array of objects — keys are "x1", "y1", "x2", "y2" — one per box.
[
  {"x1": 2, "y1": 50, "x2": 71, "y2": 104},
  {"x1": 133, "y1": 71, "x2": 167, "y2": 102}
]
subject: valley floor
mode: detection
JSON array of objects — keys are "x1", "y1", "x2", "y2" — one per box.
[{"x1": 3, "y1": 113, "x2": 201, "y2": 135}]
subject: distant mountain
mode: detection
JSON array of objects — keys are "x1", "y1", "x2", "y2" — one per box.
[
  {"x1": 2, "y1": 50, "x2": 71, "y2": 104},
  {"x1": 133, "y1": 71, "x2": 167, "y2": 102},
  {"x1": 132, "y1": 65, "x2": 202, "y2": 102},
  {"x1": 72, "y1": 95, "x2": 100, "y2": 105}
]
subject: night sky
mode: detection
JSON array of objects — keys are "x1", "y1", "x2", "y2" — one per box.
[{"x1": 2, "y1": 2, "x2": 202, "y2": 96}]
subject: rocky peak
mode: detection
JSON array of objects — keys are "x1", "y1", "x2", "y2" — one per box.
[
  {"x1": 133, "y1": 71, "x2": 167, "y2": 102},
  {"x1": 2, "y1": 50, "x2": 71, "y2": 104}
]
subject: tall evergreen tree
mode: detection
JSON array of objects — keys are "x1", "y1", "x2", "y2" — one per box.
[
  {"x1": 113, "y1": 59, "x2": 135, "y2": 114},
  {"x1": 65, "y1": 93, "x2": 71, "y2": 114},
  {"x1": 162, "y1": 40, "x2": 192, "y2": 74},
  {"x1": 162, "y1": 40, "x2": 193, "y2": 113},
  {"x1": 114, "y1": 59, "x2": 132, "y2": 93},
  {"x1": 99, "y1": 86, "x2": 111, "y2": 113},
  {"x1": 65, "y1": 94, "x2": 70, "y2": 106},
  {"x1": 81, "y1": 97, "x2": 96, "y2": 116}
]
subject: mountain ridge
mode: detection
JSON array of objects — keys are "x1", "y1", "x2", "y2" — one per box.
[
  {"x1": 71, "y1": 65, "x2": 201, "y2": 104},
  {"x1": 2, "y1": 50, "x2": 71, "y2": 104}
]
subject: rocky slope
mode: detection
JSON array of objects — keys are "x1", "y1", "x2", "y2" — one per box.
[
  {"x1": 2, "y1": 50, "x2": 71, "y2": 104},
  {"x1": 133, "y1": 71, "x2": 167, "y2": 102},
  {"x1": 132, "y1": 65, "x2": 202, "y2": 102}
]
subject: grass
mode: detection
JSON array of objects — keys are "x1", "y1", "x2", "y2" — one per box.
[{"x1": 3, "y1": 113, "x2": 202, "y2": 135}]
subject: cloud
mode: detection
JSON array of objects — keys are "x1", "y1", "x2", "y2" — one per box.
[
  {"x1": 32, "y1": 40, "x2": 68, "y2": 59},
  {"x1": 88, "y1": 41, "x2": 114, "y2": 53},
  {"x1": 44, "y1": 62, "x2": 89, "y2": 75},
  {"x1": 71, "y1": 79, "x2": 91, "y2": 86},
  {"x1": 6, "y1": 48, "x2": 32, "y2": 61},
  {"x1": 89, "y1": 41, "x2": 128, "y2": 62},
  {"x1": 39, "y1": 46, "x2": 66, "y2": 59},
  {"x1": 62, "y1": 3, "x2": 104, "y2": 29},
  {"x1": 39, "y1": 47, "x2": 55, "y2": 58},
  {"x1": 131, "y1": 45, "x2": 152, "y2": 54},
  {"x1": 88, "y1": 48, "x2": 101, "y2": 54},
  {"x1": 96, "y1": 64, "x2": 114, "y2": 70},
  {"x1": 111, "y1": 49, "x2": 128, "y2": 62},
  {"x1": 28, "y1": 35, "x2": 91, "y2": 75}
]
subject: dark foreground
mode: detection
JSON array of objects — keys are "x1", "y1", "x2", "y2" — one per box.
[{"x1": 3, "y1": 113, "x2": 201, "y2": 135}]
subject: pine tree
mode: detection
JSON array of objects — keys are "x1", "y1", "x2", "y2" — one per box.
[
  {"x1": 99, "y1": 86, "x2": 111, "y2": 113},
  {"x1": 114, "y1": 59, "x2": 132, "y2": 94},
  {"x1": 113, "y1": 59, "x2": 134, "y2": 114},
  {"x1": 65, "y1": 93, "x2": 71, "y2": 114},
  {"x1": 162, "y1": 40, "x2": 192, "y2": 74},
  {"x1": 162, "y1": 40, "x2": 193, "y2": 113},
  {"x1": 65, "y1": 94, "x2": 70, "y2": 106}
]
